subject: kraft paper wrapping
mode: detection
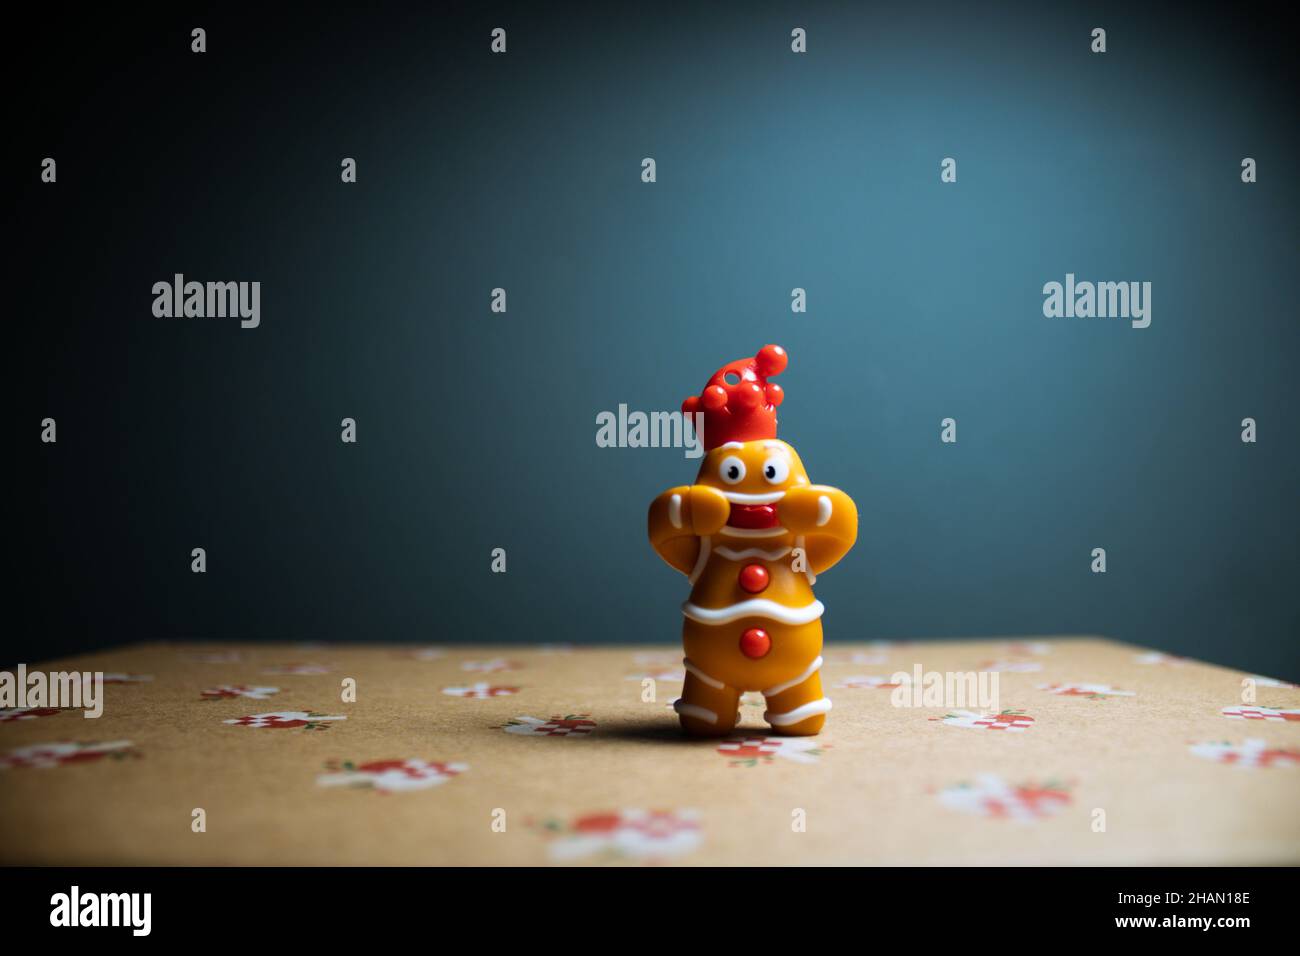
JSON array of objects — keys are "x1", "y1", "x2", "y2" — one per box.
[{"x1": 1, "y1": 638, "x2": 1296, "y2": 866}]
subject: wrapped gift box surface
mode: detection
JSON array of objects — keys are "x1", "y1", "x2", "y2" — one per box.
[{"x1": 1, "y1": 637, "x2": 1297, "y2": 865}]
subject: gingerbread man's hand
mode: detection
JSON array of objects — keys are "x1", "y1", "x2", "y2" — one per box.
[
  {"x1": 777, "y1": 485, "x2": 858, "y2": 573},
  {"x1": 648, "y1": 484, "x2": 732, "y2": 575},
  {"x1": 777, "y1": 486, "x2": 831, "y2": 533},
  {"x1": 649, "y1": 484, "x2": 730, "y2": 538},
  {"x1": 686, "y1": 485, "x2": 730, "y2": 535}
]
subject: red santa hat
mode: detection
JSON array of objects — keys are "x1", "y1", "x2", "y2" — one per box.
[{"x1": 681, "y1": 344, "x2": 787, "y2": 451}]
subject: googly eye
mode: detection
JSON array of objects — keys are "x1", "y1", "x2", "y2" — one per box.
[
  {"x1": 719, "y1": 456, "x2": 746, "y2": 484},
  {"x1": 762, "y1": 457, "x2": 789, "y2": 484}
]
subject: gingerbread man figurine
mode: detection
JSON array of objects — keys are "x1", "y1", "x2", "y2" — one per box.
[{"x1": 648, "y1": 344, "x2": 857, "y2": 736}]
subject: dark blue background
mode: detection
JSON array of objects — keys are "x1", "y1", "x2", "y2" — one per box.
[{"x1": 17, "y1": 2, "x2": 1298, "y2": 678}]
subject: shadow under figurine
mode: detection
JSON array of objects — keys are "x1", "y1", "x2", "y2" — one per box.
[{"x1": 648, "y1": 344, "x2": 857, "y2": 737}]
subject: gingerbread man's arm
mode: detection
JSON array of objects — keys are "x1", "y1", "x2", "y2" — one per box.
[
  {"x1": 648, "y1": 485, "x2": 731, "y2": 575},
  {"x1": 778, "y1": 485, "x2": 858, "y2": 575}
]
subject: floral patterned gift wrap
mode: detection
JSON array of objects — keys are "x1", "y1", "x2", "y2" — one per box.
[{"x1": 1, "y1": 638, "x2": 1296, "y2": 865}]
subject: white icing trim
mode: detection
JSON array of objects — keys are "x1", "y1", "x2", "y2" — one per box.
[
  {"x1": 668, "y1": 493, "x2": 683, "y2": 529},
  {"x1": 816, "y1": 495, "x2": 832, "y2": 527},
  {"x1": 795, "y1": 534, "x2": 816, "y2": 585},
  {"x1": 714, "y1": 545, "x2": 792, "y2": 561},
  {"x1": 688, "y1": 536, "x2": 711, "y2": 585},
  {"x1": 681, "y1": 599, "x2": 825, "y2": 625},
  {"x1": 673, "y1": 700, "x2": 718, "y2": 724},
  {"x1": 720, "y1": 441, "x2": 744, "y2": 449},
  {"x1": 722, "y1": 490, "x2": 785, "y2": 504},
  {"x1": 720, "y1": 526, "x2": 788, "y2": 538},
  {"x1": 762, "y1": 656, "x2": 824, "y2": 697},
  {"x1": 683, "y1": 658, "x2": 725, "y2": 689},
  {"x1": 764, "y1": 697, "x2": 832, "y2": 726}
]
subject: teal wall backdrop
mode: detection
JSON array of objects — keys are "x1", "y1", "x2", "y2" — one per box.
[{"x1": 18, "y1": 2, "x2": 1299, "y2": 679}]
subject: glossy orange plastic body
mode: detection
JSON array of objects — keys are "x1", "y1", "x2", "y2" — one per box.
[{"x1": 649, "y1": 438, "x2": 857, "y2": 737}]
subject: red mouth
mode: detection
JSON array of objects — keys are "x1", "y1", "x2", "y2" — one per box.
[{"x1": 727, "y1": 504, "x2": 779, "y2": 530}]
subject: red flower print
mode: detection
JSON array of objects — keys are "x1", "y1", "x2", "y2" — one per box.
[
  {"x1": 537, "y1": 809, "x2": 702, "y2": 861},
  {"x1": 0, "y1": 708, "x2": 62, "y2": 722},
  {"x1": 200, "y1": 685, "x2": 279, "y2": 701},
  {"x1": 442, "y1": 683, "x2": 519, "y2": 699},
  {"x1": 223, "y1": 711, "x2": 346, "y2": 730},
  {"x1": 1190, "y1": 739, "x2": 1300, "y2": 769},
  {"x1": 1221, "y1": 705, "x2": 1300, "y2": 723},
  {"x1": 572, "y1": 812, "x2": 625, "y2": 834},
  {"x1": 0, "y1": 740, "x2": 136, "y2": 770},
  {"x1": 262, "y1": 663, "x2": 332, "y2": 676},
  {"x1": 717, "y1": 735, "x2": 824, "y2": 766},
  {"x1": 931, "y1": 709, "x2": 1035, "y2": 732},
  {"x1": 938, "y1": 774, "x2": 1071, "y2": 821},
  {"x1": 318, "y1": 758, "x2": 468, "y2": 792},
  {"x1": 503, "y1": 715, "x2": 596, "y2": 736}
]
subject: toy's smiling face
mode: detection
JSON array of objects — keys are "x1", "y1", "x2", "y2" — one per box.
[{"x1": 695, "y1": 439, "x2": 810, "y2": 530}]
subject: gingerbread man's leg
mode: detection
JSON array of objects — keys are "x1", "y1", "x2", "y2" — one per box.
[
  {"x1": 761, "y1": 657, "x2": 830, "y2": 736},
  {"x1": 674, "y1": 661, "x2": 740, "y2": 737}
]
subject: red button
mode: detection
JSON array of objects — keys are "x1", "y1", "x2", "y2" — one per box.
[
  {"x1": 738, "y1": 563, "x2": 769, "y2": 593},
  {"x1": 740, "y1": 628, "x2": 771, "y2": 659}
]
